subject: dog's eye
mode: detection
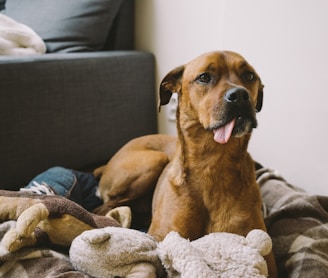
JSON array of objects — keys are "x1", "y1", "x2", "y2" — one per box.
[
  {"x1": 196, "y1": 73, "x2": 212, "y2": 84},
  {"x1": 243, "y1": 71, "x2": 256, "y2": 82}
]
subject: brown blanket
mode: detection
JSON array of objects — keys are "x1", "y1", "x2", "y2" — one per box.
[
  {"x1": 257, "y1": 167, "x2": 328, "y2": 277},
  {"x1": 0, "y1": 221, "x2": 87, "y2": 277}
]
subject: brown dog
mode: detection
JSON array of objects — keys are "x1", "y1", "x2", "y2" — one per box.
[
  {"x1": 95, "y1": 51, "x2": 276, "y2": 276},
  {"x1": 148, "y1": 51, "x2": 276, "y2": 277},
  {"x1": 150, "y1": 51, "x2": 263, "y2": 237}
]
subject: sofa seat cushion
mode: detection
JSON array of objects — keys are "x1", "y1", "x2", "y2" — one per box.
[{"x1": 2, "y1": 0, "x2": 122, "y2": 52}]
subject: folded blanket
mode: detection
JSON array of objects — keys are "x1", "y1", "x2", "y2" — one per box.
[
  {"x1": 0, "y1": 14, "x2": 46, "y2": 55},
  {"x1": 257, "y1": 167, "x2": 328, "y2": 277},
  {"x1": 0, "y1": 221, "x2": 86, "y2": 277}
]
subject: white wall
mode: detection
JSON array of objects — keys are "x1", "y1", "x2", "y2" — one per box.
[{"x1": 135, "y1": 0, "x2": 328, "y2": 195}]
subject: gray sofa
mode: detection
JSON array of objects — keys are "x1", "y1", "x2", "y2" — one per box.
[{"x1": 0, "y1": 0, "x2": 158, "y2": 190}]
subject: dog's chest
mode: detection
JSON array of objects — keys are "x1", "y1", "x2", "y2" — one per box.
[{"x1": 184, "y1": 161, "x2": 255, "y2": 230}]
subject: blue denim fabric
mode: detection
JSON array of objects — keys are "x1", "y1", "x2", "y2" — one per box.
[{"x1": 23, "y1": 166, "x2": 103, "y2": 211}]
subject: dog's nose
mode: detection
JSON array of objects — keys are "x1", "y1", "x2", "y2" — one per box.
[{"x1": 224, "y1": 88, "x2": 249, "y2": 103}]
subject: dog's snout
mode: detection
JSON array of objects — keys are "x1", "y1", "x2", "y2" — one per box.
[{"x1": 224, "y1": 88, "x2": 249, "y2": 103}]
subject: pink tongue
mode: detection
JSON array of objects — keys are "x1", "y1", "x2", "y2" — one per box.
[{"x1": 213, "y1": 118, "x2": 236, "y2": 144}]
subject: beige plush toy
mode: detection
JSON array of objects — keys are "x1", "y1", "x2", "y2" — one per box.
[
  {"x1": 70, "y1": 226, "x2": 165, "y2": 278},
  {"x1": 69, "y1": 227, "x2": 272, "y2": 278},
  {"x1": 158, "y1": 229, "x2": 272, "y2": 278},
  {"x1": 0, "y1": 190, "x2": 130, "y2": 252}
]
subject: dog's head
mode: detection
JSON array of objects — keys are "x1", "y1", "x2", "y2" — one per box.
[{"x1": 159, "y1": 51, "x2": 264, "y2": 144}]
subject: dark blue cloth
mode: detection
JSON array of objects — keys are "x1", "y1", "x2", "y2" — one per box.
[{"x1": 0, "y1": 0, "x2": 5, "y2": 11}]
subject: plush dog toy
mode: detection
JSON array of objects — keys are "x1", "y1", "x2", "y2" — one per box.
[
  {"x1": 0, "y1": 190, "x2": 130, "y2": 252},
  {"x1": 70, "y1": 226, "x2": 165, "y2": 278},
  {"x1": 158, "y1": 229, "x2": 272, "y2": 278},
  {"x1": 69, "y1": 227, "x2": 272, "y2": 278}
]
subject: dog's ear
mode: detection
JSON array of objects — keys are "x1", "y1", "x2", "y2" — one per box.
[
  {"x1": 256, "y1": 82, "x2": 264, "y2": 113},
  {"x1": 159, "y1": 65, "x2": 184, "y2": 111}
]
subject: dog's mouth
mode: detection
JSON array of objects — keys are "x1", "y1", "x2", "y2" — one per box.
[{"x1": 212, "y1": 115, "x2": 257, "y2": 144}]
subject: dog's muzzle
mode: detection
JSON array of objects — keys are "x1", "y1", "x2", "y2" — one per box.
[{"x1": 212, "y1": 87, "x2": 257, "y2": 144}]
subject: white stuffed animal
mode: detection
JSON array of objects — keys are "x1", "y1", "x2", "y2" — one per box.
[
  {"x1": 0, "y1": 14, "x2": 46, "y2": 55},
  {"x1": 69, "y1": 226, "x2": 165, "y2": 278},
  {"x1": 158, "y1": 229, "x2": 272, "y2": 278},
  {"x1": 70, "y1": 227, "x2": 272, "y2": 278}
]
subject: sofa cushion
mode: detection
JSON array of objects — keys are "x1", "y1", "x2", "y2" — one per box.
[{"x1": 2, "y1": 0, "x2": 122, "y2": 52}]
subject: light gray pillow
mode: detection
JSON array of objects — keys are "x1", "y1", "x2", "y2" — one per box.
[{"x1": 2, "y1": 0, "x2": 122, "y2": 52}]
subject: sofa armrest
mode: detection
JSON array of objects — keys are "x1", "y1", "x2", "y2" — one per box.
[{"x1": 0, "y1": 51, "x2": 157, "y2": 190}]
